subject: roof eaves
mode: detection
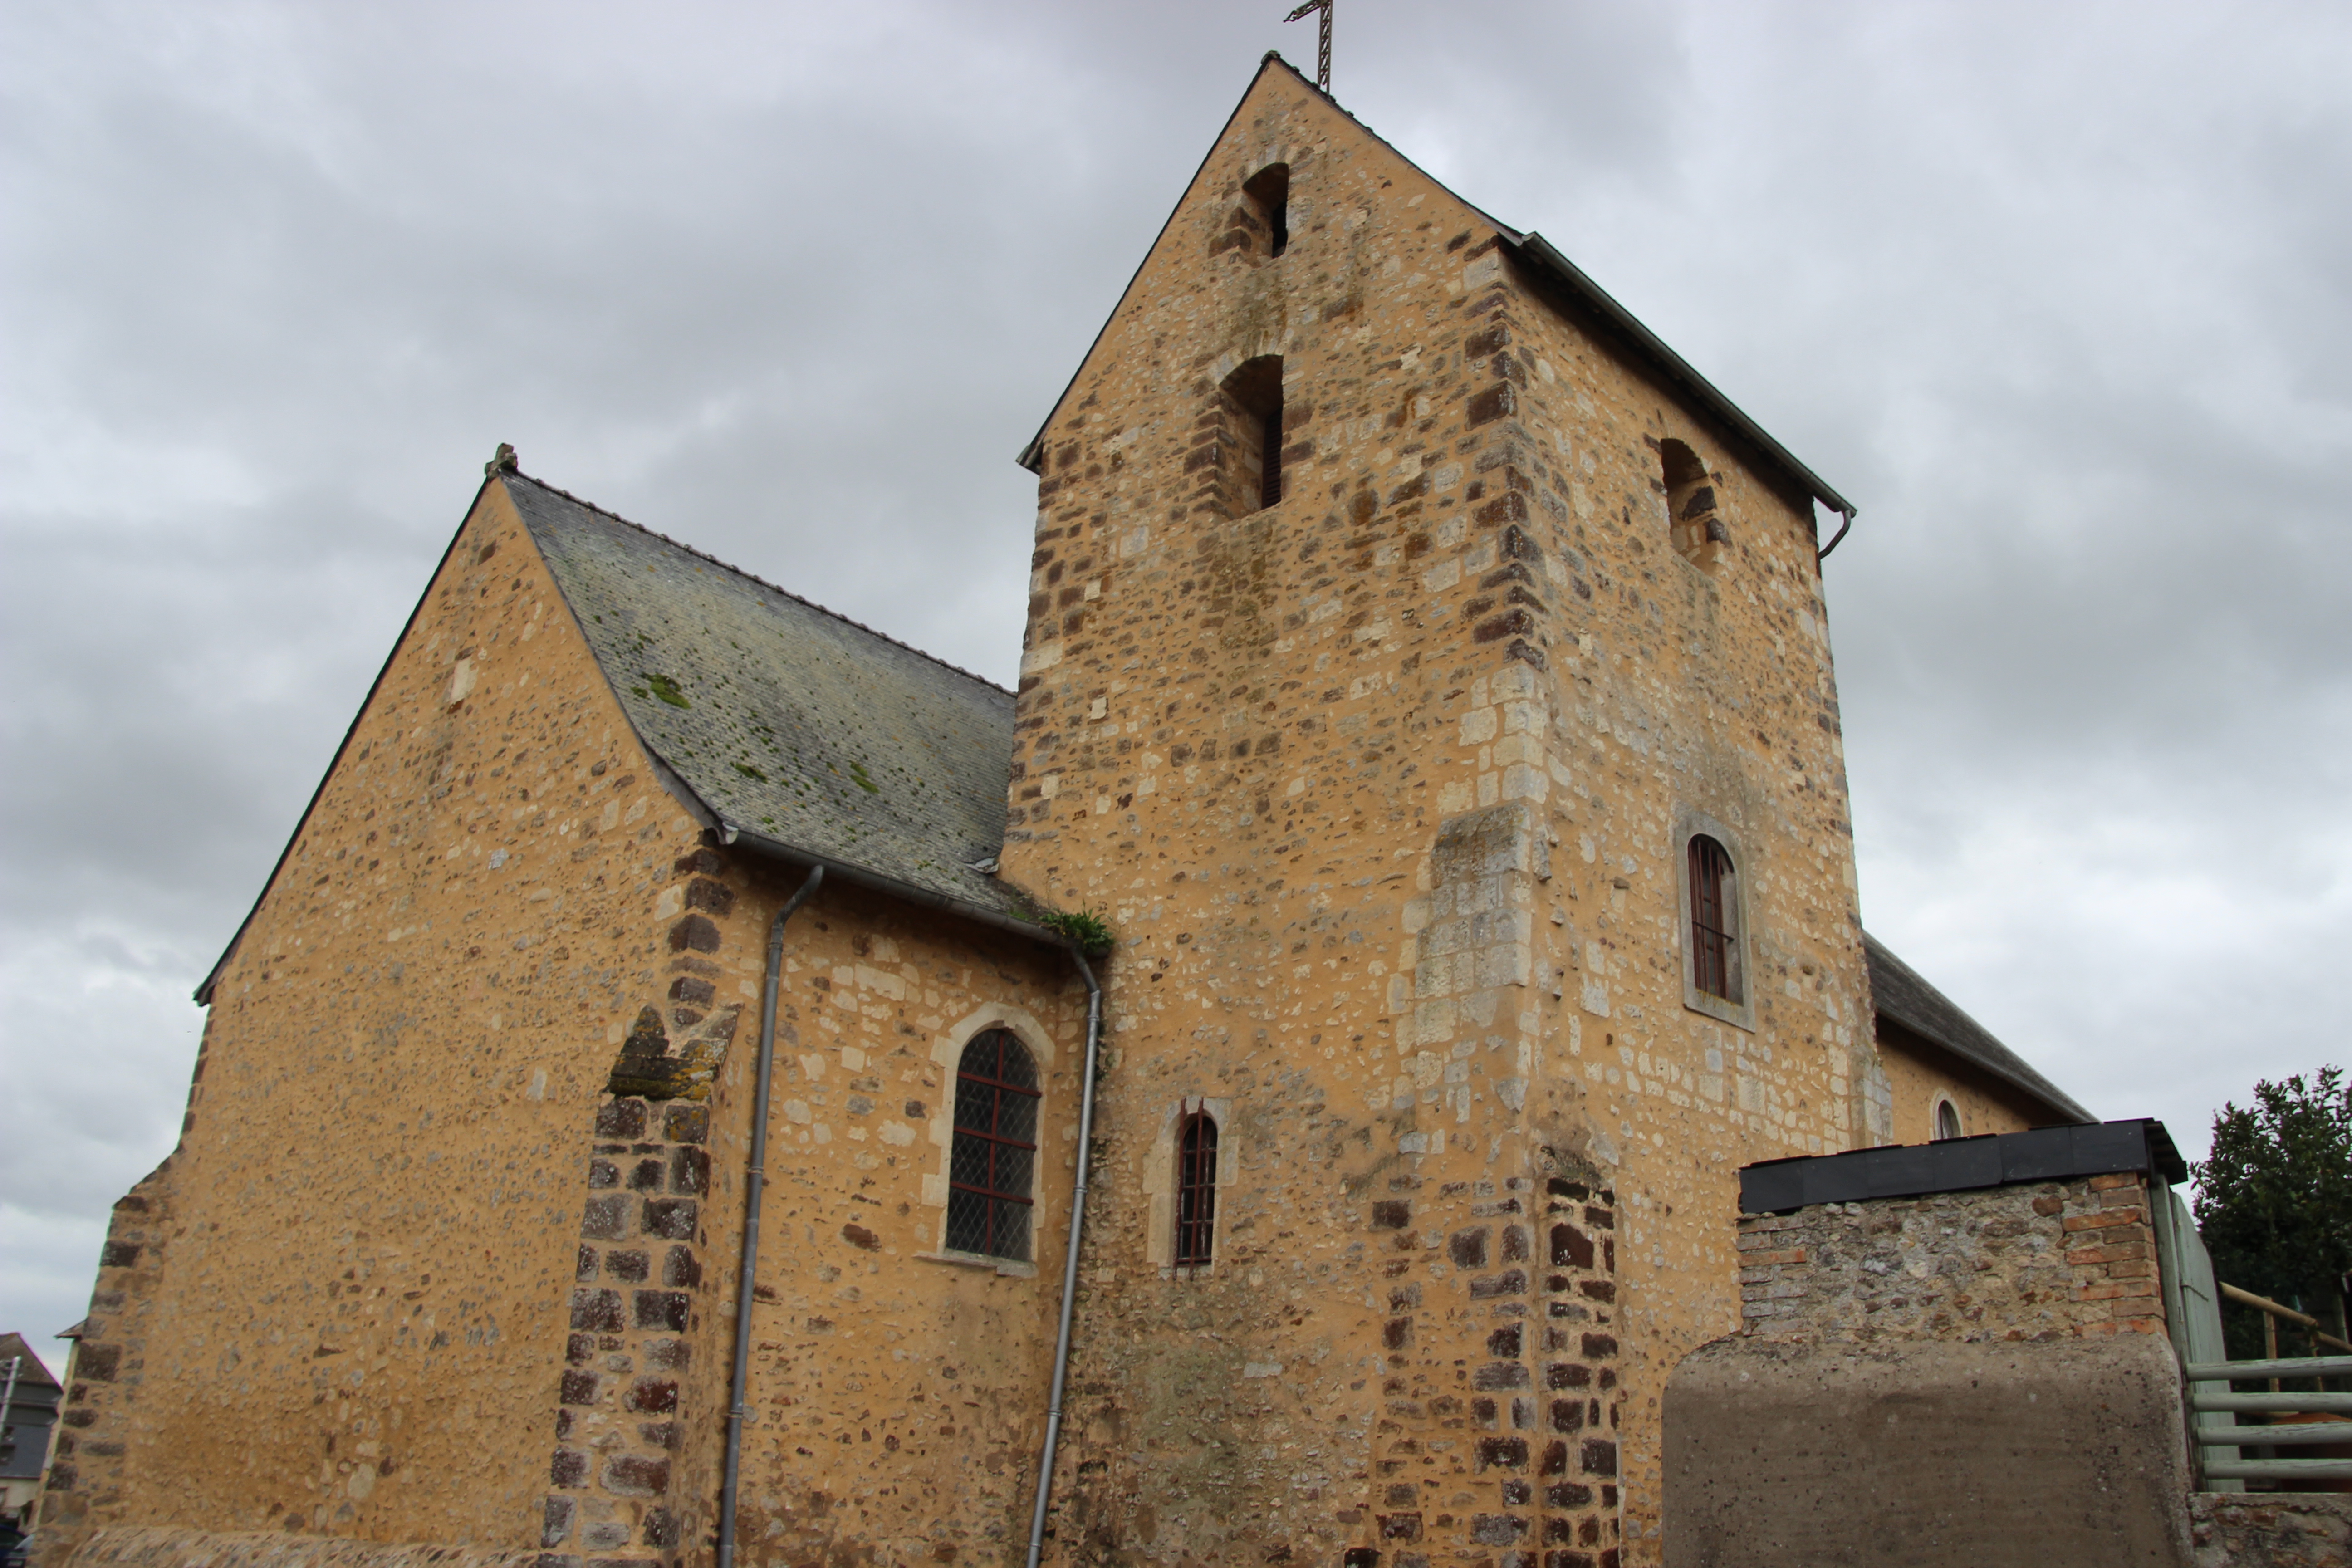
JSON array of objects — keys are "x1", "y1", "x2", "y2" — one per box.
[
  {"x1": 1864, "y1": 933, "x2": 2095, "y2": 1125},
  {"x1": 1498, "y1": 232, "x2": 1856, "y2": 519},
  {"x1": 718, "y1": 823, "x2": 1068, "y2": 952},
  {"x1": 1881, "y1": 1006, "x2": 2096, "y2": 1127}
]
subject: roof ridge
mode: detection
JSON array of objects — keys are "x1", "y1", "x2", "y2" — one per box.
[{"x1": 505, "y1": 470, "x2": 1014, "y2": 698}]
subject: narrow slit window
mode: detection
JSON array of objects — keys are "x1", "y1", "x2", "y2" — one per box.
[
  {"x1": 1661, "y1": 438, "x2": 1727, "y2": 568},
  {"x1": 1174, "y1": 1108, "x2": 1220, "y2": 1267},
  {"x1": 1934, "y1": 1100, "x2": 1964, "y2": 1142},
  {"x1": 1219, "y1": 356, "x2": 1284, "y2": 516},
  {"x1": 1243, "y1": 162, "x2": 1290, "y2": 257},
  {"x1": 1688, "y1": 834, "x2": 1739, "y2": 1003},
  {"x1": 946, "y1": 1029, "x2": 1039, "y2": 1261}
]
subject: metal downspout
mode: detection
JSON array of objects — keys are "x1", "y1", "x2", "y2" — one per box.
[
  {"x1": 715, "y1": 864, "x2": 824, "y2": 1568},
  {"x1": 1818, "y1": 506, "x2": 1855, "y2": 562},
  {"x1": 1025, "y1": 948, "x2": 1105, "y2": 1568}
]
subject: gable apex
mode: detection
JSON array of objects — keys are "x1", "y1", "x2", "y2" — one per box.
[{"x1": 1015, "y1": 52, "x2": 1853, "y2": 524}]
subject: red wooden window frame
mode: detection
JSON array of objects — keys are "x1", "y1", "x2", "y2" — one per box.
[
  {"x1": 1174, "y1": 1108, "x2": 1219, "y2": 1268},
  {"x1": 946, "y1": 1029, "x2": 1039, "y2": 1261},
  {"x1": 1688, "y1": 834, "x2": 1736, "y2": 1002}
]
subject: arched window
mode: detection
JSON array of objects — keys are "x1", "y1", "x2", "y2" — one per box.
[
  {"x1": 1174, "y1": 1108, "x2": 1220, "y2": 1267},
  {"x1": 946, "y1": 1029, "x2": 1039, "y2": 1261},
  {"x1": 1219, "y1": 356, "x2": 1285, "y2": 516},
  {"x1": 1687, "y1": 834, "x2": 1740, "y2": 1003},
  {"x1": 1933, "y1": 1098, "x2": 1964, "y2": 1142}
]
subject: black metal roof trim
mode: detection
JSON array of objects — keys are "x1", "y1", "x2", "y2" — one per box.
[{"x1": 1738, "y1": 1118, "x2": 2188, "y2": 1215}]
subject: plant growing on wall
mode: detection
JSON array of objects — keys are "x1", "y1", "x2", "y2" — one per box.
[
  {"x1": 2191, "y1": 1065, "x2": 2352, "y2": 1361},
  {"x1": 1036, "y1": 906, "x2": 1113, "y2": 958}
]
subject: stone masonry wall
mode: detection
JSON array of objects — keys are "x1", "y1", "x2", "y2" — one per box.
[
  {"x1": 539, "y1": 1094, "x2": 711, "y2": 1568},
  {"x1": 34, "y1": 1168, "x2": 175, "y2": 1563},
  {"x1": 1735, "y1": 1173, "x2": 2166, "y2": 1343},
  {"x1": 34, "y1": 476, "x2": 1093, "y2": 1568},
  {"x1": 1874, "y1": 1019, "x2": 2061, "y2": 1147},
  {"x1": 997, "y1": 59, "x2": 1877, "y2": 1563},
  {"x1": 44, "y1": 478, "x2": 721, "y2": 1553}
]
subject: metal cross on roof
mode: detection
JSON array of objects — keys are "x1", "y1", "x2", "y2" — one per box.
[{"x1": 1284, "y1": 0, "x2": 1333, "y2": 92}]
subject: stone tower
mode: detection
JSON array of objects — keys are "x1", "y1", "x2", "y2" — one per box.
[{"x1": 1000, "y1": 56, "x2": 1878, "y2": 1565}]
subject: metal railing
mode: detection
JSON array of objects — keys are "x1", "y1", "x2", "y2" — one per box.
[{"x1": 2187, "y1": 1282, "x2": 2352, "y2": 1485}]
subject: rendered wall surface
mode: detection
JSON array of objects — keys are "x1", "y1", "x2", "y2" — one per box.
[{"x1": 997, "y1": 61, "x2": 1876, "y2": 1564}]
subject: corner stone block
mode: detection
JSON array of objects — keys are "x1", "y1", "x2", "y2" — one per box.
[
  {"x1": 601, "y1": 1455, "x2": 671, "y2": 1496},
  {"x1": 642, "y1": 1199, "x2": 697, "y2": 1239},
  {"x1": 595, "y1": 1100, "x2": 647, "y2": 1139},
  {"x1": 581, "y1": 1197, "x2": 630, "y2": 1241},
  {"x1": 632, "y1": 1290, "x2": 690, "y2": 1332},
  {"x1": 569, "y1": 1289, "x2": 623, "y2": 1333},
  {"x1": 1661, "y1": 1334, "x2": 2193, "y2": 1567}
]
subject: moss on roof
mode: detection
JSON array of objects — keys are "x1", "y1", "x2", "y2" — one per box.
[{"x1": 507, "y1": 474, "x2": 1030, "y2": 927}]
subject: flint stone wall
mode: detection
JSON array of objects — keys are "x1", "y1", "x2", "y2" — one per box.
[{"x1": 1736, "y1": 1172, "x2": 2165, "y2": 1342}]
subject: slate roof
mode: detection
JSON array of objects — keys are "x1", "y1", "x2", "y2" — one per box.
[
  {"x1": 506, "y1": 475, "x2": 1034, "y2": 930},
  {"x1": 1865, "y1": 932, "x2": 2094, "y2": 1125}
]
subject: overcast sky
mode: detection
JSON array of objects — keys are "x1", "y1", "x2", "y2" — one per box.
[{"x1": 5, "y1": 0, "x2": 2347, "y2": 1366}]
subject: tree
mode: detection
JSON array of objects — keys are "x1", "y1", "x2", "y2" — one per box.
[{"x1": 2191, "y1": 1066, "x2": 2352, "y2": 1362}]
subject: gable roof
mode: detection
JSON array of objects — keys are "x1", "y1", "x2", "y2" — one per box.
[
  {"x1": 0, "y1": 1333, "x2": 59, "y2": 1391},
  {"x1": 1865, "y1": 932, "x2": 2094, "y2": 1125},
  {"x1": 1017, "y1": 53, "x2": 1855, "y2": 524},
  {"x1": 196, "y1": 468, "x2": 1049, "y2": 1005},
  {"x1": 504, "y1": 475, "x2": 1034, "y2": 931}
]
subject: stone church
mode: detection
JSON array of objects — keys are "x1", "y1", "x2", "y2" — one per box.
[{"x1": 37, "y1": 54, "x2": 2092, "y2": 1568}]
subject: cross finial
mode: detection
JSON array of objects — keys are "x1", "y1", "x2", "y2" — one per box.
[{"x1": 1284, "y1": 0, "x2": 1332, "y2": 93}]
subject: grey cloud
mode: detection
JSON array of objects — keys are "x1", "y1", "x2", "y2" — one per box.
[{"x1": 4, "y1": 0, "x2": 2347, "y2": 1362}]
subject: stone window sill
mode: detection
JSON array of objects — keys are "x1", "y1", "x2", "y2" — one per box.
[
  {"x1": 915, "y1": 1249, "x2": 1036, "y2": 1279},
  {"x1": 1684, "y1": 985, "x2": 1754, "y2": 1033}
]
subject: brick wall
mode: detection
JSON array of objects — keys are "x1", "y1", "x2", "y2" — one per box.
[{"x1": 1735, "y1": 1173, "x2": 2164, "y2": 1343}]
